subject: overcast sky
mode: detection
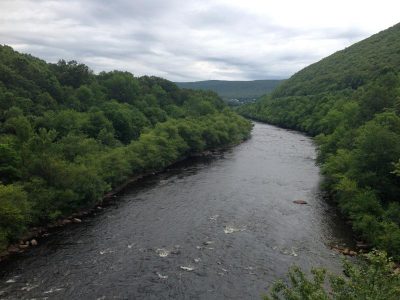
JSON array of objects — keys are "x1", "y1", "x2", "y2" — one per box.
[{"x1": 0, "y1": 0, "x2": 399, "y2": 81}]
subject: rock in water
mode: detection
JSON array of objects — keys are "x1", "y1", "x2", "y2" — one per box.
[
  {"x1": 155, "y1": 248, "x2": 170, "y2": 257},
  {"x1": 30, "y1": 239, "x2": 38, "y2": 246},
  {"x1": 180, "y1": 266, "x2": 194, "y2": 271},
  {"x1": 209, "y1": 215, "x2": 219, "y2": 221},
  {"x1": 293, "y1": 200, "x2": 308, "y2": 205},
  {"x1": 156, "y1": 272, "x2": 168, "y2": 279},
  {"x1": 223, "y1": 226, "x2": 245, "y2": 234},
  {"x1": 6, "y1": 279, "x2": 16, "y2": 283}
]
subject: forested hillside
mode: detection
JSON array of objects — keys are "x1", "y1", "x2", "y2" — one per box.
[
  {"x1": 176, "y1": 79, "x2": 282, "y2": 104},
  {"x1": 238, "y1": 23, "x2": 400, "y2": 258},
  {"x1": 0, "y1": 45, "x2": 252, "y2": 252}
]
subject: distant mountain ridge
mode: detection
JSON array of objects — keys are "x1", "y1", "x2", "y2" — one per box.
[{"x1": 176, "y1": 79, "x2": 283, "y2": 104}]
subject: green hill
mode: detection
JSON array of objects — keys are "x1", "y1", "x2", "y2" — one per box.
[
  {"x1": 176, "y1": 79, "x2": 283, "y2": 104},
  {"x1": 272, "y1": 24, "x2": 400, "y2": 98},
  {"x1": 238, "y1": 23, "x2": 400, "y2": 258},
  {"x1": 0, "y1": 45, "x2": 251, "y2": 252}
]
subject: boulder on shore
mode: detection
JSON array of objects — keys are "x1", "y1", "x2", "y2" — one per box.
[
  {"x1": 356, "y1": 241, "x2": 370, "y2": 250},
  {"x1": 7, "y1": 245, "x2": 20, "y2": 253},
  {"x1": 331, "y1": 245, "x2": 358, "y2": 256},
  {"x1": 19, "y1": 244, "x2": 29, "y2": 249},
  {"x1": 61, "y1": 219, "x2": 72, "y2": 225},
  {"x1": 0, "y1": 250, "x2": 9, "y2": 258}
]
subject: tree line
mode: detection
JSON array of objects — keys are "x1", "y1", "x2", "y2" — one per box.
[{"x1": 0, "y1": 45, "x2": 252, "y2": 252}]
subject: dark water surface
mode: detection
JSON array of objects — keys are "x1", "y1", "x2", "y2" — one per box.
[{"x1": 0, "y1": 123, "x2": 353, "y2": 299}]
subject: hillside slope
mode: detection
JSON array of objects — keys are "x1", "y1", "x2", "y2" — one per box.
[
  {"x1": 238, "y1": 23, "x2": 400, "y2": 258},
  {"x1": 272, "y1": 23, "x2": 400, "y2": 97},
  {"x1": 0, "y1": 45, "x2": 252, "y2": 253},
  {"x1": 176, "y1": 79, "x2": 283, "y2": 104}
]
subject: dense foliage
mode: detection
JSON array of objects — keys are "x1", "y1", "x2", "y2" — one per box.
[
  {"x1": 265, "y1": 251, "x2": 400, "y2": 300},
  {"x1": 238, "y1": 23, "x2": 400, "y2": 258},
  {"x1": 0, "y1": 45, "x2": 252, "y2": 251},
  {"x1": 176, "y1": 79, "x2": 283, "y2": 104}
]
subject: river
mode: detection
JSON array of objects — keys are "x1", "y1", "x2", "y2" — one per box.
[{"x1": 0, "y1": 122, "x2": 354, "y2": 299}]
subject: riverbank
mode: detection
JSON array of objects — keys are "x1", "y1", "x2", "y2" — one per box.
[{"x1": 0, "y1": 140, "x2": 248, "y2": 263}]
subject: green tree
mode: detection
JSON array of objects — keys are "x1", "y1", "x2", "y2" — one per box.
[
  {"x1": 0, "y1": 184, "x2": 30, "y2": 250},
  {"x1": 265, "y1": 251, "x2": 400, "y2": 300}
]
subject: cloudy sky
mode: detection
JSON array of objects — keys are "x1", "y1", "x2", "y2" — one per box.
[{"x1": 1, "y1": 0, "x2": 399, "y2": 81}]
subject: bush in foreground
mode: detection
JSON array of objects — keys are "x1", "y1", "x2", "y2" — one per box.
[{"x1": 264, "y1": 251, "x2": 400, "y2": 300}]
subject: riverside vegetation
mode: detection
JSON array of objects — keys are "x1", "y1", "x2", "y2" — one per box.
[
  {"x1": 264, "y1": 251, "x2": 400, "y2": 300},
  {"x1": 238, "y1": 23, "x2": 400, "y2": 298},
  {"x1": 239, "y1": 23, "x2": 400, "y2": 259},
  {"x1": 0, "y1": 45, "x2": 252, "y2": 253}
]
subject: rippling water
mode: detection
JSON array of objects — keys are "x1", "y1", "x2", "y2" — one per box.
[{"x1": 0, "y1": 122, "x2": 354, "y2": 299}]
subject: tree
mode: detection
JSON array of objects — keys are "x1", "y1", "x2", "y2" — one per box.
[
  {"x1": 0, "y1": 184, "x2": 30, "y2": 249},
  {"x1": 0, "y1": 144, "x2": 21, "y2": 183},
  {"x1": 98, "y1": 71, "x2": 140, "y2": 104},
  {"x1": 51, "y1": 60, "x2": 92, "y2": 88},
  {"x1": 265, "y1": 251, "x2": 400, "y2": 300}
]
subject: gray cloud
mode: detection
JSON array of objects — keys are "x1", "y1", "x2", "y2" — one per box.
[{"x1": 0, "y1": 0, "x2": 398, "y2": 81}]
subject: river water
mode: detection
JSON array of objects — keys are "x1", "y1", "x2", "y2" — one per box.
[{"x1": 0, "y1": 122, "x2": 353, "y2": 299}]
